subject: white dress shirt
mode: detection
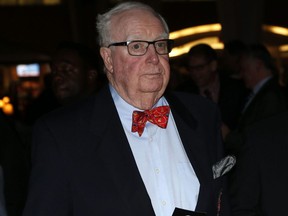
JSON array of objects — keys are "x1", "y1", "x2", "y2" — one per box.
[{"x1": 110, "y1": 85, "x2": 200, "y2": 216}]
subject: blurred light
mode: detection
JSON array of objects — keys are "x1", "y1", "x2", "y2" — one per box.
[
  {"x1": 169, "y1": 24, "x2": 223, "y2": 58},
  {"x1": 2, "y1": 96, "x2": 10, "y2": 103},
  {"x1": 2, "y1": 103, "x2": 14, "y2": 115},
  {"x1": 0, "y1": 96, "x2": 14, "y2": 115},
  {"x1": 43, "y1": 0, "x2": 61, "y2": 5},
  {"x1": 170, "y1": 24, "x2": 221, "y2": 40},
  {"x1": 264, "y1": 25, "x2": 288, "y2": 36},
  {"x1": 279, "y1": 44, "x2": 288, "y2": 52},
  {"x1": 169, "y1": 24, "x2": 288, "y2": 57},
  {"x1": 170, "y1": 37, "x2": 223, "y2": 58},
  {"x1": 16, "y1": 63, "x2": 40, "y2": 77}
]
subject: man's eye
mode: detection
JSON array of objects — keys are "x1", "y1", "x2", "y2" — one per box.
[
  {"x1": 131, "y1": 43, "x2": 142, "y2": 50},
  {"x1": 157, "y1": 42, "x2": 165, "y2": 48}
]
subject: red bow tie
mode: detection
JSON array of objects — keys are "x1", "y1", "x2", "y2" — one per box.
[{"x1": 132, "y1": 106, "x2": 170, "y2": 137}]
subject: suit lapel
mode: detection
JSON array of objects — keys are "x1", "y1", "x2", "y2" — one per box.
[
  {"x1": 88, "y1": 86, "x2": 155, "y2": 216},
  {"x1": 240, "y1": 77, "x2": 277, "y2": 127}
]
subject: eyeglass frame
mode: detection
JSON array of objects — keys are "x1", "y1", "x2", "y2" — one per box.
[{"x1": 107, "y1": 39, "x2": 174, "y2": 56}]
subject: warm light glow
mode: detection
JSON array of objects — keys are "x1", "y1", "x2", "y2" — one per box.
[
  {"x1": 2, "y1": 96, "x2": 10, "y2": 103},
  {"x1": 169, "y1": 24, "x2": 288, "y2": 57},
  {"x1": 279, "y1": 44, "x2": 288, "y2": 52},
  {"x1": 170, "y1": 37, "x2": 224, "y2": 58},
  {"x1": 0, "y1": 96, "x2": 14, "y2": 115},
  {"x1": 43, "y1": 0, "x2": 61, "y2": 5},
  {"x1": 263, "y1": 25, "x2": 288, "y2": 36},
  {"x1": 2, "y1": 103, "x2": 13, "y2": 115},
  {"x1": 170, "y1": 24, "x2": 288, "y2": 41},
  {"x1": 170, "y1": 24, "x2": 222, "y2": 40}
]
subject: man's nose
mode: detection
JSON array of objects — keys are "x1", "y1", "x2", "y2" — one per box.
[
  {"x1": 52, "y1": 70, "x2": 65, "y2": 83},
  {"x1": 146, "y1": 44, "x2": 160, "y2": 64}
]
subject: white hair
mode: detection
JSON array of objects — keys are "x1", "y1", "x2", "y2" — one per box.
[{"x1": 96, "y1": 1, "x2": 170, "y2": 47}]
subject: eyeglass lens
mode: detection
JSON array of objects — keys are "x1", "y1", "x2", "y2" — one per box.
[{"x1": 128, "y1": 40, "x2": 172, "y2": 56}]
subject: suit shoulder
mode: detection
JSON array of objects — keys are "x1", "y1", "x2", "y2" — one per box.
[
  {"x1": 166, "y1": 91, "x2": 221, "y2": 127},
  {"x1": 247, "y1": 111, "x2": 288, "y2": 135},
  {"x1": 36, "y1": 95, "x2": 96, "y2": 127},
  {"x1": 169, "y1": 91, "x2": 219, "y2": 111}
]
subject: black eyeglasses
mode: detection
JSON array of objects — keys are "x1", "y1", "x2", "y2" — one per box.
[{"x1": 107, "y1": 39, "x2": 174, "y2": 56}]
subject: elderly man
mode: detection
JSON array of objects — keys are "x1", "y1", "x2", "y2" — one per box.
[{"x1": 23, "y1": 2, "x2": 230, "y2": 216}]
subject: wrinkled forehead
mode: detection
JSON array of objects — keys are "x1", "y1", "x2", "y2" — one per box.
[{"x1": 110, "y1": 9, "x2": 167, "y2": 40}]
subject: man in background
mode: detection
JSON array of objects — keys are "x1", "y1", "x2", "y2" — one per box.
[
  {"x1": 230, "y1": 111, "x2": 288, "y2": 216},
  {"x1": 26, "y1": 41, "x2": 104, "y2": 125},
  {"x1": 51, "y1": 41, "x2": 103, "y2": 105},
  {"x1": 178, "y1": 43, "x2": 247, "y2": 139},
  {"x1": 225, "y1": 44, "x2": 287, "y2": 157},
  {"x1": 0, "y1": 111, "x2": 29, "y2": 216}
]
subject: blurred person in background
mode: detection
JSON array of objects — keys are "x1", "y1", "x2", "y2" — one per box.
[
  {"x1": 225, "y1": 43, "x2": 287, "y2": 157},
  {"x1": 26, "y1": 41, "x2": 105, "y2": 125},
  {"x1": 230, "y1": 111, "x2": 288, "y2": 216},
  {"x1": 219, "y1": 40, "x2": 247, "y2": 80},
  {"x1": 0, "y1": 111, "x2": 29, "y2": 216},
  {"x1": 177, "y1": 43, "x2": 247, "y2": 140},
  {"x1": 50, "y1": 41, "x2": 103, "y2": 106}
]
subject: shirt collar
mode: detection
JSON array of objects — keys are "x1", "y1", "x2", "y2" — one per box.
[
  {"x1": 253, "y1": 75, "x2": 272, "y2": 95},
  {"x1": 109, "y1": 84, "x2": 167, "y2": 119}
]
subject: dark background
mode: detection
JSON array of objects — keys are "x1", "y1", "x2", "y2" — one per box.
[
  {"x1": 0, "y1": 0, "x2": 288, "y2": 62},
  {"x1": 1, "y1": 0, "x2": 288, "y2": 120}
]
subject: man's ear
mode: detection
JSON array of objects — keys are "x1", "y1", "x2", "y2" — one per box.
[
  {"x1": 100, "y1": 47, "x2": 113, "y2": 73},
  {"x1": 210, "y1": 60, "x2": 218, "y2": 72}
]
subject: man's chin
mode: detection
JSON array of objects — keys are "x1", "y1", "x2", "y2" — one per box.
[
  {"x1": 140, "y1": 82, "x2": 165, "y2": 93},
  {"x1": 139, "y1": 87, "x2": 165, "y2": 97},
  {"x1": 55, "y1": 92, "x2": 72, "y2": 104}
]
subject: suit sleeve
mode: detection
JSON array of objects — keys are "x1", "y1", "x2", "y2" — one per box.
[
  {"x1": 229, "y1": 132, "x2": 260, "y2": 216},
  {"x1": 214, "y1": 106, "x2": 232, "y2": 216},
  {"x1": 0, "y1": 113, "x2": 29, "y2": 216},
  {"x1": 23, "y1": 119, "x2": 72, "y2": 216},
  {"x1": 253, "y1": 90, "x2": 286, "y2": 122}
]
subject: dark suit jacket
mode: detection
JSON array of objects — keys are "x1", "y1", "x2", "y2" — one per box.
[
  {"x1": 225, "y1": 76, "x2": 287, "y2": 156},
  {"x1": 23, "y1": 85, "x2": 231, "y2": 216},
  {"x1": 0, "y1": 112, "x2": 29, "y2": 216},
  {"x1": 175, "y1": 74, "x2": 247, "y2": 131},
  {"x1": 237, "y1": 77, "x2": 287, "y2": 130},
  {"x1": 230, "y1": 111, "x2": 288, "y2": 216},
  {"x1": 217, "y1": 75, "x2": 247, "y2": 130}
]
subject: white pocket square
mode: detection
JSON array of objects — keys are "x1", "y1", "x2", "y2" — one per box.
[{"x1": 212, "y1": 155, "x2": 236, "y2": 179}]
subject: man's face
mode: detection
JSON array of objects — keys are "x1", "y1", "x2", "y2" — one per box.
[
  {"x1": 188, "y1": 55, "x2": 215, "y2": 88},
  {"x1": 51, "y1": 49, "x2": 87, "y2": 104},
  {"x1": 240, "y1": 56, "x2": 258, "y2": 89},
  {"x1": 100, "y1": 9, "x2": 170, "y2": 107}
]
